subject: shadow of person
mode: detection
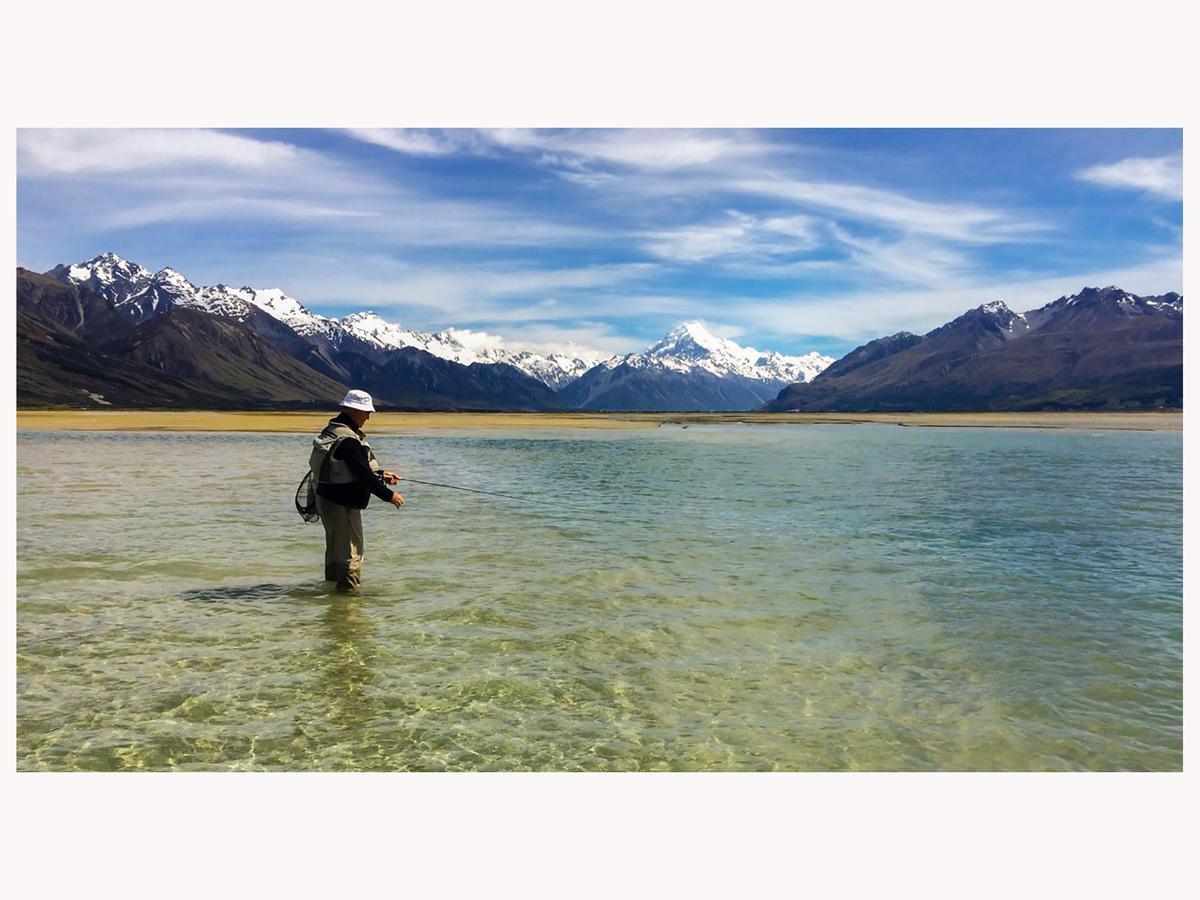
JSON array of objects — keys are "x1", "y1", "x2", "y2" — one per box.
[{"x1": 179, "y1": 582, "x2": 303, "y2": 603}]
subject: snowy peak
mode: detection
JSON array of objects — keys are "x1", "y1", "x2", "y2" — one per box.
[
  {"x1": 152, "y1": 267, "x2": 195, "y2": 290},
  {"x1": 488, "y1": 348, "x2": 609, "y2": 390},
  {"x1": 929, "y1": 300, "x2": 1029, "y2": 340},
  {"x1": 245, "y1": 287, "x2": 319, "y2": 327},
  {"x1": 339, "y1": 310, "x2": 416, "y2": 350},
  {"x1": 194, "y1": 284, "x2": 257, "y2": 320},
  {"x1": 335, "y1": 313, "x2": 606, "y2": 388},
  {"x1": 65, "y1": 251, "x2": 153, "y2": 287},
  {"x1": 48, "y1": 252, "x2": 157, "y2": 313},
  {"x1": 647, "y1": 320, "x2": 730, "y2": 359},
  {"x1": 1060, "y1": 285, "x2": 1182, "y2": 315},
  {"x1": 1027, "y1": 286, "x2": 1183, "y2": 331},
  {"x1": 624, "y1": 321, "x2": 834, "y2": 384}
]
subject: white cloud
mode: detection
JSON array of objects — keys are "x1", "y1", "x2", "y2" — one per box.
[
  {"x1": 828, "y1": 225, "x2": 974, "y2": 288},
  {"x1": 443, "y1": 325, "x2": 621, "y2": 359},
  {"x1": 736, "y1": 253, "x2": 1184, "y2": 342},
  {"x1": 343, "y1": 128, "x2": 492, "y2": 157},
  {"x1": 491, "y1": 128, "x2": 773, "y2": 171},
  {"x1": 344, "y1": 127, "x2": 780, "y2": 178},
  {"x1": 230, "y1": 258, "x2": 661, "y2": 331},
  {"x1": 17, "y1": 128, "x2": 305, "y2": 175},
  {"x1": 731, "y1": 176, "x2": 1046, "y2": 244},
  {"x1": 102, "y1": 197, "x2": 379, "y2": 229},
  {"x1": 19, "y1": 128, "x2": 602, "y2": 251},
  {"x1": 440, "y1": 328, "x2": 508, "y2": 352},
  {"x1": 1077, "y1": 153, "x2": 1182, "y2": 200},
  {"x1": 368, "y1": 262, "x2": 658, "y2": 313},
  {"x1": 644, "y1": 211, "x2": 819, "y2": 262}
]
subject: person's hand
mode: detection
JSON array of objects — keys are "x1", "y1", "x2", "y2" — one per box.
[
  {"x1": 381, "y1": 471, "x2": 400, "y2": 485},
  {"x1": 389, "y1": 492, "x2": 405, "y2": 509}
]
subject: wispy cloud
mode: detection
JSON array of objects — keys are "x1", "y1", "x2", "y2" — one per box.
[
  {"x1": 731, "y1": 176, "x2": 1047, "y2": 244},
  {"x1": 235, "y1": 258, "x2": 660, "y2": 327},
  {"x1": 643, "y1": 211, "x2": 818, "y2": 262},
  {"x1": 343, "y1": 127, "x2": 782, "y2": 184},
  {"x1": 19, "y1": 128, "x2": 602, "y2": 250},
  {"x1": 828, "y1": 225, "x2": 974, "y2": 288},
  {"x1": 485, "y1": 128, "x2": 776, "y2": 171},
  {"x1": 1077, "y1": 152, "x2": 1182, "y2": 200},
  {"x1": 17, "y1": 128, "x2": 305, "y2": 175},
  {"x1": 343, "y1": 128, "x2": 493, "y2": 157},
  {"x1": 736, "y1": 252, "x2": 1184, "y2": 342}
]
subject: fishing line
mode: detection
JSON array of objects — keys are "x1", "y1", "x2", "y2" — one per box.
[{"x1": 399, "y1": 476, "x2": 660, "y2": 529}]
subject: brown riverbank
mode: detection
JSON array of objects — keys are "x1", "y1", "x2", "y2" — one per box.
[{"x1": 14, "y1": 409, "x2": 1183, "y2": 432}]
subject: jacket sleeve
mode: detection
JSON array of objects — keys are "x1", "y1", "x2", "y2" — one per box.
[{"x1": 334, "y1": 438, "x2": 395, "y2": 502}]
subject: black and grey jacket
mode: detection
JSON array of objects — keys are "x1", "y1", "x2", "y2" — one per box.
[{"x1": 309, "y1": 413, "x2": 396, "y2": 509}]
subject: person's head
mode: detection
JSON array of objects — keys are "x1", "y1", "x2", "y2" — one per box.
[{"x1": 338, "y1": 389, "x2": 375, "y2": 428}]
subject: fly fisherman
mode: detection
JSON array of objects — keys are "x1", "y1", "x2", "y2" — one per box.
[{"x1": 310, "y1": 390, "x2": 404, "y2": 592}]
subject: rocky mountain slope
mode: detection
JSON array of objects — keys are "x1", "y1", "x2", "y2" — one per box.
[
  {"x1": 17, "y1": 270, "x2": 345, "y2": 409},
  {"x1": 31, "y1": 256, "x2": 567, "y2": 410},
  {"x1": 762, "y1": 287, "x2": 1183, "y2": 412},
  {"x1": 48, "y1": 253, "x2": 598, "y2": 390}
]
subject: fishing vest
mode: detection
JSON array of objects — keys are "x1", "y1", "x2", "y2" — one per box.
[{"x1": 310, "y1": 418, "x2": 383, "y2": 486}]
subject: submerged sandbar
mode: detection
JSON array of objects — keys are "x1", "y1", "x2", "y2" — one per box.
[{"x1": 15, "y1": 409, "x2": 1183, "y2": 433}]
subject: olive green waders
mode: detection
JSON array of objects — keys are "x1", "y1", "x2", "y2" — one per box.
[{"x1": 316, "y1": 495, "x2": 364, "y2": 592}]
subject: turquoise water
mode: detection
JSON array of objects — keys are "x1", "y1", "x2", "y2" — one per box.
[{"x1": 16, "y1": 424, "x2": 1182, "y2": 770}]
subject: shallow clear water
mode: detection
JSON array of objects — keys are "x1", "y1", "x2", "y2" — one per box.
[{"x1": 16, "y1": 424, "x2": 1182, "y2": 771}]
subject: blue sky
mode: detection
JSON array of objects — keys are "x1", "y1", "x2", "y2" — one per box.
[{"x1": 16, "y1": 128, "x2": 1182, "y2": 358}]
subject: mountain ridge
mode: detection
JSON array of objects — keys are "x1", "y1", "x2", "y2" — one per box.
[{"x1": 763, "y1": 287, "x2": 1183, "y2": 412}]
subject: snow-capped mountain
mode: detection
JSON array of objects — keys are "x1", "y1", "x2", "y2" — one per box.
[
  {"x1": 46, "y1": 255, "x2": 832, "y2": 399},
  {"x1": 50, "y1": 252, "x2": 337, "y2": 333},
  {"x1": 614, "y1": 321, "x2": 833, "y2": 383},
  {"x1": 48, "y1": 254, "x2": 604, "y2": 388},
  {"x1": 47, "y1": 253, "x2": 198, "y2": 321},
  {"x1": 560, "y1": 322, "x2": 835, "y2": 411},
  {"x1": 486, "y1": 349, "x2": 602, "y2": 390},
  {"x1": 47, "y1": 252, "x2": 154, "y2": 307},
  {"x1": 1026, "y1": 286, "x2": 1183, "y2": 331},
  {"x1": 336, "y1": 312, "x2": 607, "y2": 388}
]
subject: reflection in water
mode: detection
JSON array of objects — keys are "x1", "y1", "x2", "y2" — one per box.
[{"x1": 317, "y1": 599, "x2": 379, "y2": 730}]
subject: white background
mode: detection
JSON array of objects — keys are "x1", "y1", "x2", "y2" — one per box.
[{"x1": 3, "y1": 1, "x2": 1194, "y2": 897}]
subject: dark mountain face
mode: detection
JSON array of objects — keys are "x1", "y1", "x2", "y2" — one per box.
[
  {"x1": 334, "y1": 348, "x2": 568, "y2": 411},
  {"x1": 94, "y1": 307, "x2": 351, "y2": 405},
  {"x1": 763, "y1": 288, "x2": 1182, "y2": 412},
  {"x1": 16, "y1": 309, "x2": 248, "y2": 408},
  {"x1": 18, "y1": 267, "x2": 570, "y2": 411},
  {"x1": 16, "y1": 268, "x2": 132, "y2": 345},
  {"x1": 1029, "y1": 286, "x2": 1182, "y2": 332},
  {"x1": 815, "y1": 331, "x2": 923, "y2": 381},
  {"x1": 18, "y1": 270, "x2": 348, "y2": 409},
  {"x1": 560, "y1": 362, "x2": 779, "y2": 411}
]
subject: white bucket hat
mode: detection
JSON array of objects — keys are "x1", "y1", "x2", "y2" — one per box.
[{"x1": 340, "y1": 389, "x2": 376, "y2": 412}]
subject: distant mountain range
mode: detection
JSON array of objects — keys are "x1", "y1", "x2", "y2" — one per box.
[
  {"x1": 562, "y1": 322, "x2": 832, "y2": 410},
  {"x1": 18, "y1": 253, "x2": 1181, "y2": 412},
  {"x1": 761, "y1": 288, "x2": 1183, "y2": 412},
  {"x1": 17, "y1": 253, "x2": 833, "y2": 411}
]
